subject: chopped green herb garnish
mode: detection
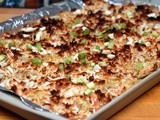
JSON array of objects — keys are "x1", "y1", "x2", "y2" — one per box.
[
  {"x1": 8, "y1": 42, "x2": 15, "y2": 48},
  {"x1": 138, "y1": 39, "x2": 145, "y2": 44},
  {"x1": 70, "y1": 31, "x2": 77, "y2": 38},
  {"x1": 64, "y1": 57, "x2": 73, "y2": 65},
  {"x1": 26, "y1": 43, "x2": 33, "y2": 50},
  {"x1": 116, "y1": 23, "x2": 127, "y2": 30},
  {"x1": 95, "y1": 45, "x2": 101, "y2": 50},
  {"x1": 84, "y1": 89, "x2": 92, "y2": 96},
  {"x1": 81, "y1": 39, "x2": 87, "y2": 45},
  {"x1": 96, "y1": 31, "x2": 109, "y2": 41},
  {"x1": 104, "y1": 42, "x2": 109, "y2": 47},
  {"x1": 0, "y1": 40, "x2": 6, "y2": 45},
  {"x1": 80, "y1": 59, "x2": 86, "y2": 65},
  {"x1": 68, "y1": 23, "x2": 73, "y2": 28},
  {"x1": 102, "y1": 34, "x2": 109, "y2": 41},
  {"x1": 0, "y1": 54, "x2": 6, "y2": 62},
  {"x1": 87, "y1": 82, "x2": 96, "y2": 89},
  {"x1": 126, "y1": 10, "x2": 134, "y2": 18},
  {"x1": 104, "y1": 40, "x2": 114, "y2": 49},
  {"x1": 136, "y1": 62, "x2": 144, "y2": 69},
  {"x1": 75, "y1": 18, "x2": 81, "y2": 24},
  {"x1": 106, "y1": 26, "x2": 113, "y2": 31},
  {"x1": 77, "y1": 77, "x2": 84, "y2": 83},
  {"x1": 90, "y1": 62, "x2": 96, "y2": 67},
  {"x1": 97, "y1": 31, "x2": 104, "y2": 37},
  {"x1": 31, "y1": 58, "x2": 42, "y2": 65},
  {"x1": 83, "y1": 28, "x2": 90, "y2": 36},
  {"x1": 35, "y1": 42, "x2": 43, "y2": 52},
  {"x1": 142, "y1": 30, "x2": 148, "y2": 36},
  {"x1": 99, "y1": 61, "x2": 108, "y2": 67},
  {"x1": 108, "y1": 40, "x2": 114, "y2": 49},
  {"x1": 133, "y1": 27, "x2": 137, "y2": 32},
  {"x1": 152, "y1": 31, "x2": 159, "y2": 37},
  {"x1": 59, "y1": 63, "x2": 65, "y2": 71},
  {"x1": 78, "y1": 52, "x2": 86, "y2": 60}
]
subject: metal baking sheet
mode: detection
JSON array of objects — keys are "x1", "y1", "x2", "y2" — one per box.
[{"x1": 0, "y1": 0, "x2": 160, "y2": 120}]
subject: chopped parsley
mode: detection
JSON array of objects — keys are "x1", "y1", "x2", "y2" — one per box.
[
  {"x1": 80, "y1": 59, "x2": 86, "y2": 65},
  {"x1": 136, "y1": 62, "x2": 144, "y2": 69},
  {"x1": 26, "y1": 43, "x2": 33, "y2": 50},
  {"x1": 81, "y1": 39, "x2": 87, "y2": 45},
  {"x1": 90, "y1": 62, "x2": 96, "y2": 67},
  {"x1": 8, "y1": 42, "x2": 15, "y2": 48},
  {"x1": 31, "y1": 58, "x2": 42, "y2": 66},
  {"x1": 75, "y1": 18, "x2": 81, "y2": 24},
  {"x1": 78, "y1": 52, "x2": 86, "y2": 60},
  {"x1": 0, "y1": 40, "x2": 6, "y2": 46},
  {"x1": 64, "y1": 57, "x2": 73, "y2": 65},
  {"x1": 84, "y1": 89, "x2": 92, "y2": 96},
  {"x1": 0, "y1": 54, "x2": 6, "y2": 62},
  {"x1": 83, "y1": 28, "x2": 90, "y2": 36},
  {"x1": 59, "y1": 63, "x2": 65, "y2": 71},
  {"x1": 67, "y1": 23, "x2": 73, "y2": 28},
  {"x1": 70, "y1": 31, "x2": 77, "y2": 38},
  {"x1": 95, "y1": 45, "x2": 101, "y2": 51},
  {"x1": 35, "y1": 42, "x2": 43, "y2": 52},
  {"x1": 116, "y1": 23, "x2": 127, "y2": 30},
  {"x1": 142, "y1": 30, "x2": 148, "y2": 36}
]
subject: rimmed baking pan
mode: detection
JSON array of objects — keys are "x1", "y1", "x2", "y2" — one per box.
[{"x1": 0, "y1": 0, "x2": 160, "y2": 119}]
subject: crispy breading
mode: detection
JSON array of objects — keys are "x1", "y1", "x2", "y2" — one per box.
[{"x1": 0, "y1": 0, "x2": 160, "y2": 119}]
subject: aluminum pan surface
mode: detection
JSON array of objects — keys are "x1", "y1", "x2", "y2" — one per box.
[
  {"x1": 0, "y1": 0, "x2": 160, "y2": 120},
  {"x1": 0, "y1": 0, "x2": 83, "y2": 34}
]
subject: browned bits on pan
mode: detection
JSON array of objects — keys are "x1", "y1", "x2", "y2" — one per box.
[
  {"x1": 22, "y1": 88, "x2": 27, "y2": 92},
  {"x1": 120, "y1": 45, "x2": 131, "y2": 59},
  {"x1": 11, "y1": 49, "x2": 22, "y2": 59},
  {"x1": 136, "y1": 5, "x2": 152, "y2": 14},
  {"x1": 89, "y1": 76, "x2": 94, "y2": 82},
  {"x1": 157, "y1": 51, "x2": 160, "y2": 58},
  {"x1": 136, "y1": 5, "x2": 145, "y2": 12},
  {"x1": 83, "y1": 0, "x2": 94, "y2": 5},
  {"x1": 40, "y1": 17, "x2": 52, "y2": 26},
  {"x1": 94, "y1": 80, "x2": 106, "y2": 85},
  {"x1": 50, "y1": 90, "x2": 61, "y2": 103},
  {"x1": 106, "y1": 69, "x2": 114, "y2": 74},
  {"x1": 61, "y1": 113, "x2": 70, "y2": 118},
  {"x1": 11, "y1": 85, "x2": 17, "y2": 92},
  {"x1": 71, "y1": 8, "x2": 77, "y2": 12},
  {"x1": 57, "y1": 44, "x2": 70, "y2": 53},
  {"x1": 153, "y1": 63, "x2": 158, "y2": 71},
  {"x1": 64, "y1": 103, "x2": 72, "y2": 108},
  {"x1": 50, "y1": 95, "x2": 61, "y2": 103},
  {"x1": 134, "y1": 42, "x2": 146, "y2": 51},
  {"x1": 97, "y1": 17, "x2": 106, "y2": 26},
  {"x1": 98, "y1": 80, "x2": 105, "y2": 84},
  {"x1": 95, "y1": 89, "x2": 105, "y2": 98},
  {"x1": 64, "y1": 65, "x2": 74, "y2": 74},
  {"x1": 55, "y1": 79, "x2": 71, "y2": 89},
  {"x1": 50, "y1": 89, "x2": 60, "y2": 96}
]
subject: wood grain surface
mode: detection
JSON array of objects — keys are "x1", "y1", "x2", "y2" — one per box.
[{"x1": 0, "y1": 8, "x2": 160, "y2": 120}]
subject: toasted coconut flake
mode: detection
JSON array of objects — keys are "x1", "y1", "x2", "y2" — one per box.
[{"x1": 21, "y1": 27, "x2": 37, "y2": 32}]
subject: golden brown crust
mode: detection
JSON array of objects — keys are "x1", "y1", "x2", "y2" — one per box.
[{"x1": 0, "y1": 0, "x2": 160, "y2": 119}]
